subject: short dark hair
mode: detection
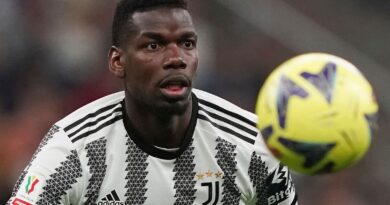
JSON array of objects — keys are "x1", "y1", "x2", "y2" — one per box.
[{"x1": 112, "y1": 0, "x2": 188, "y2": 47}]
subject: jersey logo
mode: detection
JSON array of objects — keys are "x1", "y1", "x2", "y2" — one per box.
[
  {"x1": 98, "y1": 190, "x2": 123, "y2": 205},
  {"x1": 25, "y1": 176, "x2": 40, "y2": 194},
  {"x1": 266, "y1": 165, "x2": 295, "y2": 205}
]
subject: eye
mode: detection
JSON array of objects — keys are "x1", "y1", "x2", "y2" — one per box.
[
  {"x1": 183, "y1": 40, "x2": 196, "y2": 49},
  {"x1": 146, "y1": 42, "x2": 160, "y2": 51}
]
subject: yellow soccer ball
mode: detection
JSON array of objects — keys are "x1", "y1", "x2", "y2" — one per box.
[{"x1": 256, "y1": 53, "x2": 378, "y2": 174}]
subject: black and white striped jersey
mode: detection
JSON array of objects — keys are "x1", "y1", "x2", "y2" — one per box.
[{"x1": 8, "y1": 89, "x2": 298, "y2": 205}]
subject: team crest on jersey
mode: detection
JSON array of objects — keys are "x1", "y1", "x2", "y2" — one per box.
[{"x1": 196, "y1": 170, "x2": 223, "y2": 205}]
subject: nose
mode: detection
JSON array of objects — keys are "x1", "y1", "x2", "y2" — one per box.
[{"x1": 163, "y1": 44, "x2": 187, "y2": 69}]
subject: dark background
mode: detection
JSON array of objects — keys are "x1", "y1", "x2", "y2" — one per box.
[{"x1": 1, "y1": 1, "x2": 389, "y2": 204}]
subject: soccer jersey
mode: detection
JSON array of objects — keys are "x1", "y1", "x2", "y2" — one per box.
[{"x1": 8, "y1": 89, "x2": 298, "y2": 205}]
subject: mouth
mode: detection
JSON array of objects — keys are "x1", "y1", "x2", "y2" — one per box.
[{"x1": 159, "y1": 75, "x2": 191, "y2": 100}]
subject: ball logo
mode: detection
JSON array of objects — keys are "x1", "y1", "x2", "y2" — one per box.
[{"x1": 300, "y1": 62, "x2": 337, "y2": 103}]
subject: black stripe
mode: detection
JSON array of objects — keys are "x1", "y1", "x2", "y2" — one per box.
[
  {"x1": 248, "y1": 152, "x2": 268, "y2": 205},
  {"x1": 172, "y1": 140, "x2": 196, "y2": 204},
  {"x1": 198, "y1": 113, "x2": 255, "y2": 145},
  {"x1": 84, "y1": 138, "x2": 107, "y2": 204},
  {"x1": 215, "y1": 137, "x2": 240, "y2": 204},
  {"x1": 68, "y1": 107, "x2": 122, "y2": 138},
  {"x1": 124, "y1": 135, "x2": 149, "y2": 204},
  {"x1": 199, "y1": 106, "x2": 257, "y2": 137},
  {"x1": 112, "y1": 190, "x2": 120, "y2": 201},
  {"x1": 291, "y1": 194, "x2": 298, "y2": 205},
  {"x1": 71, "y1": 115, "x2": 123, "y2": 143},
  {"x1": 106, "y1": 194, "x2": 113, "y2": 201},
  {"x1": 64, "y1": 103, "x2": 119, "y2": 132},
  {"x1": 198, "y1": 99, "x2": 256, "y2": 127},
  {"x1": 37, "y1": 150, "x2": 82, "y2": 204}
]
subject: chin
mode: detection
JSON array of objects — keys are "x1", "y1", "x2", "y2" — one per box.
[
  {"x1": 157, "y1": 100, "x2": 190, "y2": 116},
  {"x1": 153, "y1": 88, "x2": 192, "y2": 115}
]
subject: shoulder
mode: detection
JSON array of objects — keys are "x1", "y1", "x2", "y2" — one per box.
[
  {"x1": 193, "y1": 89, "x2": 281, "y2": 168},
  {"x1": 56, "y1": 91, "x2": 125, "y2": 144},
  {"x1": 193, "y1": 89, "x2": 259, "y2": 146},
  {"x1": 193, "y1": 88, "x2": 258, "y2": 123},
  {"x1": 192, "y1": 89, "x2": 285, "y2": 175}
]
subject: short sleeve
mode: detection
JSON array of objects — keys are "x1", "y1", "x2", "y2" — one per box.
[{"x1": 7, "y1": 125, "x2": 84, "y2": 205}]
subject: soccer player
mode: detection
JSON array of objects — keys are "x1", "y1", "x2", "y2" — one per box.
[{"x1": 8, "y1": 0, "x2": 298, "y2": 204}]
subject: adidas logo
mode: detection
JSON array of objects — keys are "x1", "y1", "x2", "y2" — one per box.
[{"x1": 98, "y1": 190, "x2": 124, "y2": 205}]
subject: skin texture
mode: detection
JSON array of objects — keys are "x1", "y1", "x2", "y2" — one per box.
[{"x1": 108, "y1": 8, "x2": 198, "y2": 148}]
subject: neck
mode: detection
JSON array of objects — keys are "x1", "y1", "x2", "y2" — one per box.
[{"x1": 124, "y1": 96, "x2": 193, "y2": 148}]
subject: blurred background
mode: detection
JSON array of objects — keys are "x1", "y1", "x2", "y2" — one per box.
[{"x1": 0, "y1": 0, "x2": 389, "y2": 204}]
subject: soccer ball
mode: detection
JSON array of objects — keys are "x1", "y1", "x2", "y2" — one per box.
[{"x1": 255, "y1": 53, "x2": 378, "y2": 175}]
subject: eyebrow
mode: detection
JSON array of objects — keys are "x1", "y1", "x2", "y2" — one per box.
[
  {"x1": 181, "y1": 32, "x2": 198, "y2": 40},
  {"x1": 140, "y1": 32, "x2": 164, "y2": 41},
  {"x1": 140, "y1": 31, "x2": 198, "y2": 40}
]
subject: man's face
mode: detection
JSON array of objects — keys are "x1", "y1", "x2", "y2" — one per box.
[{"x1": 118, "y1": 8, "x2": 198, "y2": 114}]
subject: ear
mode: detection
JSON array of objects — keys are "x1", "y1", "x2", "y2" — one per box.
[{"x1": 108, "y1": 46, "x2": 125, "y2": 78}]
